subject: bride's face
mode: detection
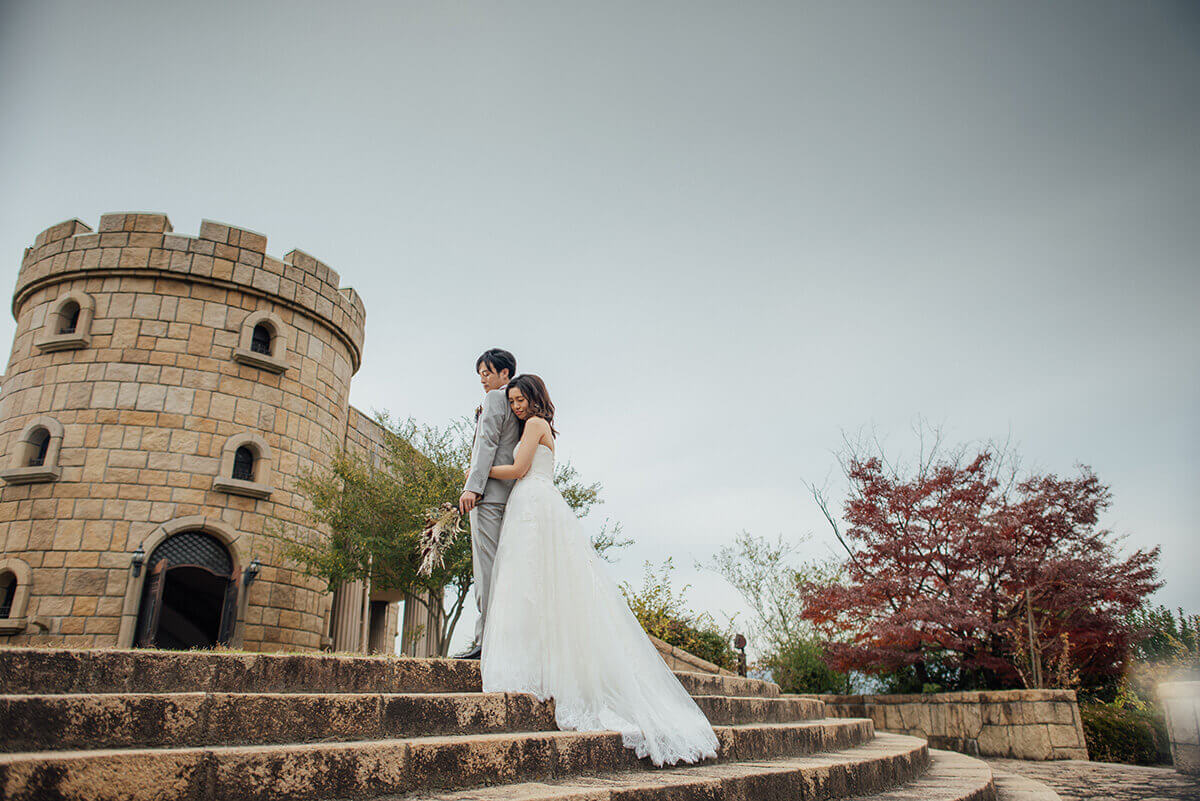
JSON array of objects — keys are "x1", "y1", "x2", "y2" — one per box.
[{"x1": 508, "y1": 387, "x2": 530, "y2": 420}]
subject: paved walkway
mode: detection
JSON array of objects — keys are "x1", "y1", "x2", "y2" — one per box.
[{"x1": 986, "y1": 758, "x2": 1200, "y2": 801}]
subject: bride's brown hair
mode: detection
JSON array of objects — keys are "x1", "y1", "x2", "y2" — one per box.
[{"x1": 508, "y1": 374, "x2": 558, "y2": 437}]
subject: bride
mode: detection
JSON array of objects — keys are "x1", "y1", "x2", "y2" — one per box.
[{"x1": 480, "y1": 374, "x2": 720, "y2": 767}]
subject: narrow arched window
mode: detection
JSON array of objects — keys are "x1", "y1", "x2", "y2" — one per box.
[
  {"x1": 250, "y1": 324, "x2": 272, "y2": 355},
  {"x1": 59, "y1": 301, "x2": 81, "y2": 334},
  {"x1": 28, "y1": 429, "x2": 50, "y2": 467},
  {"x1": 232, "y1": 446, "x2": 255, "y2": 481},
  {"x1": 214, "y1": 433, "x2": 273, "y2": 499},
  {"x1": 0, "y1": 572, "x2": 16, "y2": 619},
  {"x1": 36, "y1": 292, "x2": 93, "y2": 353},
  {"x1": 233, "y1": 311, "x2": 288, "y2": 374},
  {"x1": 3, "y1": 417, "x2": 63, "y2": 485}
]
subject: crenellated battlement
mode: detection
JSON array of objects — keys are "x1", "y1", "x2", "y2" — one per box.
[{"x1": 16, "y1": 212, "x2": 366, "y2": 369}]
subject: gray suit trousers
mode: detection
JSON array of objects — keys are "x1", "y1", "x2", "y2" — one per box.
[{"x1": 469, "y1": 502, "x2": 505, "y2": 646}]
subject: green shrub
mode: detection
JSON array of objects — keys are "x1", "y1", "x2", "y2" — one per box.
[
  {"x1": 761, "y1": 637, "x2": 848, "y2": 694},
  {"x1": 647, "y1": 616, "x2": 737, "y2": 672},
  {"x1": 622, "y1": 559, "x2": 737, "y2": 672},
  {"x1": 1080, "y1": 702, "x2": 1171, "y2": 765}
]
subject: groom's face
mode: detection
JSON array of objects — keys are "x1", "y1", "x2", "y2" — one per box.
[{"x1": 478, "y1": 362, "x2": 509, "y2": 393}]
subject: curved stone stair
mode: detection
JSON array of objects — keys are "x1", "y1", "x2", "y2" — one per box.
[
  {"x1": 0, "y1": 692, "x2": 826, "y2": 752},
  {"x1": 989, "y1": 768, "x2": 1064, "y2": 800},
  {"x1": 0, "y1": 648, "x2": 780, "y2": 697},
  {"x1": 0, "y1": 648, "x2": 1058, "y2": 801},
  {"x1": 393, "y1": 733, "x2": 940, "y2": 801}
]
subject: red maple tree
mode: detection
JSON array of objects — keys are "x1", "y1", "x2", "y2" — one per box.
[{"x1": 801, "y1": 440, "x2": 1160, "y2": 690}]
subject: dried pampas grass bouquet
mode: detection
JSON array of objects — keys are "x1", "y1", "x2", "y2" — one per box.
[{"x1": 417, "y1": 502, "x2": 464, "y2": 577}]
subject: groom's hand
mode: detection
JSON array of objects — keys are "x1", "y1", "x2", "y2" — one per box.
[{"x1": 459, "y1": 490, "x2": 480, "y2": 515}]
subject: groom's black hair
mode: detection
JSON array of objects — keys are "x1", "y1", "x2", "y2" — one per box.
[{"x1": 475, "y1": 348, "x2": 516, "y2": 380}]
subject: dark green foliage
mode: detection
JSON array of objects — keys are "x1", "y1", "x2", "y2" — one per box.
[
  {"x1": 760, "y1": 637, "x2": 849, "y2": 694},
  {"x1": 273, "y1": 415, "x2": 475, "y2": 654},
  {"x1": 660, "y1": 622, "x2": 738, "y2": 672},
  {"x1": 283, "y1": 415, "x2": 472, "y2": 596},
  {"x1": 1080, "y1": 702, "x2": 1171, "y2": 765},
  {"x1": 1128, "y1": 605, "x2": 1200, "y2": 662},
  {"x1": 622, "y1": 559, "x2": 737, "y2": 672},
  {"x1": 872, "y1": 655, "x2": 974, "y2": 695}
]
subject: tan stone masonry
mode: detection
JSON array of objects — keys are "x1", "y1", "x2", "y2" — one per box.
[
  {"x1": 812, "y1": 689, "x2": 1089, "y2": 761},
  {"x1": 0, "y1": 212, "x2": 396, "y2": 653}
]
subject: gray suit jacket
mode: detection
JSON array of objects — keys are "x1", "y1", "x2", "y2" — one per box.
[{"x1": 464, "y1": 387, "x2": 520, "y2": 504}]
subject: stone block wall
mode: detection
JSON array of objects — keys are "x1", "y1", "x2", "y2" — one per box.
[
  {"x1": 1159, "y1": 681, "x2": 1200, "y2": 775},
  {"x1": 0, "y1": 213, "x2": 366, "y2": 652},
  {"x1": 345, "y1": 406, "x2": 387, "y2": 467},
  {"x1": 649, "y1": 633, "x2": 736, "y2": 676},
  {"x1": 814, "y1": 689, "x2": 1089, "y2": 760},
  {"x1": 330, "y1": 407, "x2": 405, "y2": 654}
]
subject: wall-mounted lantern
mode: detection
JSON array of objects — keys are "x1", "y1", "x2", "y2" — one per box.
[{"x1": 244, "y1": 558, "x2": 262, "y2": 587}]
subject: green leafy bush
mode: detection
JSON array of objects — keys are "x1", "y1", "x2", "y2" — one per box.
[
  {"x1": 622, "y1": 559, "x2": 737, "y2": 672},
  {"x1": 760, "y1": 637, "x2": 848, "y2": 694},
  {"x1": 1129, "y1": 605, "x2": 1200, "y2": 662},
  {"x1": 1080, "y1": 702, "x2": 1171, "y2": 765}
]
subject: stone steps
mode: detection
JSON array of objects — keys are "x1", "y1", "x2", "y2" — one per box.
[
  {"x1": 0, "y1": 647, "x2": 779, "y2": 698},
  {"x1": 990, "y1": 768, "x2": 1063, "y2": 800},
  {"x1": 391, "y1": 741, "x2": 991, "y2": 801},
  {"x1": 694, "y1": 694, "x2": 825, "y2": 725},
  {"x1": 0, "y1": 691, "x2": 823, "y2": 752},
  {"x1": 0, "y1": 648, "x2": 1036, "y2": 801},
  {"x1": 0, "y1": 719, "x2": 875, "y2": 801},
  {"x1": 0, "y1": 691, "x2": 547, "y2": 752},
  {"x1": 866, "y1": 750, "x2": 997, "y2": 801}
]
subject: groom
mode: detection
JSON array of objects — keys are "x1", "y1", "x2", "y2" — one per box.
[{"x1": 456, "y1": 348, "x2": 521, "y2": 659}]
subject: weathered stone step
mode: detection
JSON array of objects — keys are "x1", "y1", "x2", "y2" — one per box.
[
  {"x1": 0, "y1": 691, "x2": 551, "y2": 752},
  {"x1": 860, "y1": 750, "x2": 997, "y2": 801},
  {"x1": 0, "y1": 648, "x2": 780, "y2": 698},
  {"x1": 693, "y1": 694, "x2": 824, "y2": 725},
  {"x1": 0, "y1": 719, "x2": 873, "y2": 801},
  {"x1": 677, "y1": 671, "x2": 779, "y2": 699},
  {"x1": 0, "y1": 648, "x2": 480, "y2": 695},
  {"x1": 0, "y1": 691, "x2": 822, "y2": 752},
  {"x1": 390, "y1": 739, "x2": 993, "y2": 801},
  {"x1": 991, "y1": 768, "x2": 1062, "y2": 800}
]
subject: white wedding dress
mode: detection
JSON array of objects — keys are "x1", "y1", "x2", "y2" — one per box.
[{"x1": 481, "y1": 443, "x2": 720, "y2": 767}]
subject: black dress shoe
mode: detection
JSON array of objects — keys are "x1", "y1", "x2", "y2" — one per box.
[{"x1": 454, "y1": 644, "x2": 482, "y2": 660}]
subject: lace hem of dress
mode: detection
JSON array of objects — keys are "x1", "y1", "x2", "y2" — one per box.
[{"x1": 488, "y1": 671, "x2": 718, "y2": 767}]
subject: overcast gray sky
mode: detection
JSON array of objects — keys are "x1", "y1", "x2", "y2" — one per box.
[{"x1": 2, "y1": 1, "x2": 1197, "y2": 655}]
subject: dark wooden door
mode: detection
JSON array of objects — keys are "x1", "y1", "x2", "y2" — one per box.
[
  {"x1": 216, "y1": 575, "x2": 240, "y2": 645},
  {"x1": 135, "y1": 558, "x2": 168, "y2": 647}
]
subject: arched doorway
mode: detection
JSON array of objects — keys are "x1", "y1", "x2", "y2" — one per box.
[{"x1": 133, "y1": 530, "x2": 239, "y2": 649}]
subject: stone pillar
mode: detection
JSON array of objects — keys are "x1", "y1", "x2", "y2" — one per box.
[
  {"x1": 1159, "y1": 681, "x2": 1200, "y2": 775},
  {"x1": 330, "y1": 581, "x2": 366, "y2": 653},
  {"x1": 400, "y1": 590, "x2": 443, "y2": 657}
]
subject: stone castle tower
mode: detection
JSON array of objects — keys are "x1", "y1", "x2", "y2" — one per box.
[{"x1": 0, "y1": 212, "x2": 409, "y2": 653}]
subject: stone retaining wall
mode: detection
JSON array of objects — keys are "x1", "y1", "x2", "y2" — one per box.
[
  {"x1": 1159, "y1": 681, "x2": 1200, "y2": 775},
  {"x1": 812, "y1": 689, "x2": 1088, "y2": 760},
  {"x1": 649, "y1": 633, "x2": 736, "y2": 676}
]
